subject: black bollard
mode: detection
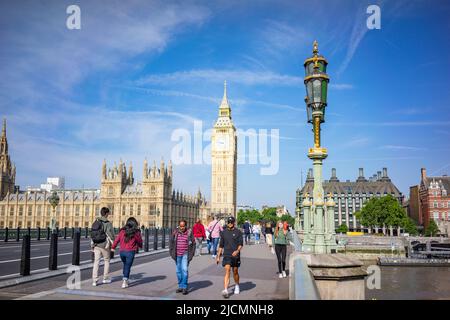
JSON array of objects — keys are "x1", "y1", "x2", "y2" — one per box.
[
  {"x1": 56, "y1": 227, "x2": 59, "y2": 238},
  {"x1": 64, "y1": 227, "x2": 67, "y2": 240},
  {"x1": 72, "y1": 231, "x2": 80, "y2": 266},
  {"x1": 162, "y1": 228, "x2": 166, "y2": 249},
  {"x1": 16, "y1": 227, "x2": 20, "y2": 242},
  {"x1": 85, "y1": 227, "x2": 88, "y2": 239},
  {"x1": 20, "y1": 235, "x2": 31, "y2": 276},
  {"x1": 71, "y1": 227, "x2": 74, "y2": 239},
  {"x1": 144, "y1": 228, "x2": 149, "y2": 252},
  {"x1": 37, "y1": 227, "x2": 41, "y2": 241},
  {"x1": 5, "y1": 227, "x2": 8, "y2": 242},
  {"x1": 27, "y1": 227, "x2": 31, "y2": 237},
  {"x1": 153, "y1": 228, "x2": 158, "y2": 251},
  {"x1": 49, "y1": 232, "x2": 58, "y2": 270},
  {"x1": 46, "y1": 227, "x2": 50, "y2": 240}
]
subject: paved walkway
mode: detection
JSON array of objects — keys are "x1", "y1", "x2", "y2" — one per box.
[{"x1": 18, "y1": 241, "x2": 291, "y2": 300}]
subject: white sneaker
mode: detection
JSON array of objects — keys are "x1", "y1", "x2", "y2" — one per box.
[
  {"x1": 282, "y1": 271, "x2": 287, "y2": 278},
  {"x1": 102, "y1": 279, "x2": 112, "y2": 284},
  {"x1": 234, "y1": 285, "x2": 240, "y2": 295},
  {"x1": 271, "y1": 248, "x2": 275, "y2": 254},
  {"x1": 222, "y1": 289, "x2": 229, "y2": 298},
  {"x1": 279, "y1": 273, "x2": 283, "y2": 279},
  {"x1": 122, "y1": 280, "x2": 128, "y2": 288},
  {"x1": 92, "y1": 281, "x2": 97, "y2": 287},
  {"x1": 212, "y1": 255, "x2": 216, "y2": 259}
]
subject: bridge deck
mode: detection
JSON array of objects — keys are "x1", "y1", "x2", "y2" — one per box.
[{"x1": 17, "y1": 241, "x2": 291, "y2": 300}]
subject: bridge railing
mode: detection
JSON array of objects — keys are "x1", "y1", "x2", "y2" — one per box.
[
  {"x1": 288, "y1": 231, "x2": 321, "y2": 300},
  {"x1": 0, "y1": 227, "x2": 173, "y2": 280}
]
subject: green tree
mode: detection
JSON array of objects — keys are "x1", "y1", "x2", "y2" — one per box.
[
  {"x1": 425, "y1": 220, "x2": 440, "y2": 237},
  {"x1": 355, "y1": 195, "x2": 409, "y2": 233},
  {"x1": 336, "y1": 224, "x2": 348, "y2": 233},
  {"x1": 280, "y1": 214, "x2": 295, "y2": 227},
  {"x1": 237, "y1": 209, "x2": 263, "y2": 226},
  {"x1": 402, "y1": 217, "x2": 419, "y2": 236},
  {"x1": 261, "y1": 207, "x2": 277, "y2": 222}
]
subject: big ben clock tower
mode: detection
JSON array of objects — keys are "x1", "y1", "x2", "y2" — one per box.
[{"x1": 211, "y1": 81, "x2": 237, "y2": 218}]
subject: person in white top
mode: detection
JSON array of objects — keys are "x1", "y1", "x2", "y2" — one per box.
[{"x1": 252, "y1": 223, "x2": 261, "y2": 244}]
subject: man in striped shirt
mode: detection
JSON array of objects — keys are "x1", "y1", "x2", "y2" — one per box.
[{"x1": 169, "y1": 219, "x2": 195, "y2": 295}]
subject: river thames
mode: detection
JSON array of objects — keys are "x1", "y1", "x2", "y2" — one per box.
[{"x1": 366, "y1": 266, "x2": 450, "y2": 300}]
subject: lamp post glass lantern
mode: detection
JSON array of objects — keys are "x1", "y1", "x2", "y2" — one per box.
[{"x1": 300, "y1": 40, "x2": 336, "y2": 254}]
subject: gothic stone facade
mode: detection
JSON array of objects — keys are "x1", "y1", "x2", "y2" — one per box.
[
  {"x1": 296, "y1": 167, "x2": 403, "y2": 231},
  {"x1": 0, "y1": 119, "x2": 207, "y2": 229},
  {"x1": 210, "y1": 82, "x2": 237, "y2": 218}
]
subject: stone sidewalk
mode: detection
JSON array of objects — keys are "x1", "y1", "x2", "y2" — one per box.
[{"x1": 18, "y1": 241, "x2": 291, "y2": 300}]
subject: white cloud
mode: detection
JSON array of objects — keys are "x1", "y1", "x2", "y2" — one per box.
[
  {"x1": 137, "y1": 69, "x2": 303, "y2": 86},
  {"x1": 379, "y1": 145, "x2": 426, "y2": 151}
]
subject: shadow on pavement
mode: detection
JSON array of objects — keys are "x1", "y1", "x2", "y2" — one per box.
[
  {"x1": 188, "y1": 280, "x2": 213, "y2": 293},
  {"x1": 238, "y1": 281, "x2": 256, "y2": 292},
  {"x1": 109, "y1": 273, "x2": 167, "y2": 287}
]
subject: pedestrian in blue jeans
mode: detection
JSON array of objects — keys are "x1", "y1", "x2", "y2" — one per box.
[
  {"x1": 169, "y1": 219, "x2": 195, "y2": 295},
  {"x1": 111, "y1": 217, "x2": 143, "y2": 288},
  {"x1": 207, "y1": 216, "x2": 223, "y2": 258}
]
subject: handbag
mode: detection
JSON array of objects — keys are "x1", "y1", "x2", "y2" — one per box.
[{"x1": 208, "y1": 221, "x2": 219, "y2": 241}]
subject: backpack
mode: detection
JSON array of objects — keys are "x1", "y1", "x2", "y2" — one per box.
[{"x1": 91, "y1": 219, "x2": 107, "y2": 244}]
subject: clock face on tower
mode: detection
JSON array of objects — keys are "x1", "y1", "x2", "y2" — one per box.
[{"x1": 215, "y1": 135, "x2": 229, "y2": 151}]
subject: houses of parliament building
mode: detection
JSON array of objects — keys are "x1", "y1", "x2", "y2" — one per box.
[
  {"x1": 0, "y1": 82, "x2": 239, "y2": 229},
  {"x1": 0, "y1": 119, "x2": 210, "y2": 229}
]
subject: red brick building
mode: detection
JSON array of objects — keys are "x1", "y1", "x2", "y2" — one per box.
[{"x1": 410, "y1": 168, "x2": 450, "y2": 235}]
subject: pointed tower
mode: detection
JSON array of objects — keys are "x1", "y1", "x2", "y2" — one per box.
[
  {"x1": 102, "y1": 159, "x2": 107, "y2": 180},
  {"x1": 143, "y1": 158, "x2": 148, "y2": 179},
  {"x1": 0, "y1": 119, "x2": 16, "y2": 200},
  {"x1": 128, "y1": 162, "x2": 134, "y2": 185},
  {"x1": 211, "y1": 81, "x2": 237, "y2": 217}
]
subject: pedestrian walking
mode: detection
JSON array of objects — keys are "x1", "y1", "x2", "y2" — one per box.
[
  {"x1": 243, "y1": 220, "x2": 251, "y2": 245},
  {"x1": 193, "y1": 219, "x2": 206, "y2": 256},
  {"x1": 265, "y1": 221, "x2": 275, "y2": 254},
  {"x1": 274, "y1": 220, "x2": 293, "y2": 278},
  {"x1": 208, "y1": 215, "x2": 223, "y2": 258},
  {"x1": 216, "y1": 216, "x2": 243, "y2": 298},
  {"x1": 252, "y1": 223, "x2": 261, "y2": 244},
  {"x1": 91, "y1": 207, "x2": 115, "y2": 286},
  {"x1": 169, "y1": 219, "x2": 195, "y2": 295},
  {"x1": 111, "y1": 217, "x2": 143, "y2": 288}
]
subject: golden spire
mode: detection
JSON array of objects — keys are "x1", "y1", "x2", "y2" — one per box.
[
  {"x1": 313, "y1": 40, "x2": 319, "y2": 56},
  {"x1": 220, "y1": 80, "x2": 229, "y2": 108}
]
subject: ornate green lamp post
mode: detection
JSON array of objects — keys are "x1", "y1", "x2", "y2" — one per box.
[
  {"x1": 48, "y1": 191, "x2": 60, "y2": 233},
  {"x1": 301, "y1": 41, "x2": 337, "y2": 254}
]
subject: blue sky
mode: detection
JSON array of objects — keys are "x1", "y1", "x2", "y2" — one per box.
[{"x1": 1, "y1": 0, "x2": 449, "y2": 213}]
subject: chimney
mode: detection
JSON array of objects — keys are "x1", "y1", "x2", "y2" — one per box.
[
  {"x1": 421, "y1": 168, "x2": 427, "y2": 181},
  {"x1": 359, "y1": 168, "x2": 364, "y2": 178},
  {"x1": 377, "y1": 171, "x2": 381, "y2": 180},
  {"x1": 382, "y1": 167, "x2": 388, "y2": 178}
]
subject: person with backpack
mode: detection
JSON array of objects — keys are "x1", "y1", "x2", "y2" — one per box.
[
  {"x1": 91, "y1": 207, "x2": 115, "y2": 286},
  {"x1": 208, "y1": 215, "x2": 223, "y2": 259},
  {"x1": 243, "y1": 220, "x2": 251, "y2": 245},
  {"x1": 111, "y1": 217, "x2": 143, "y2": 288},
  {"x1": 169, "y1": 219, "x2": 196, "y2": 295},
  {"x1": 193, "y1": 218, "x2": 206, "y2": 256}
]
